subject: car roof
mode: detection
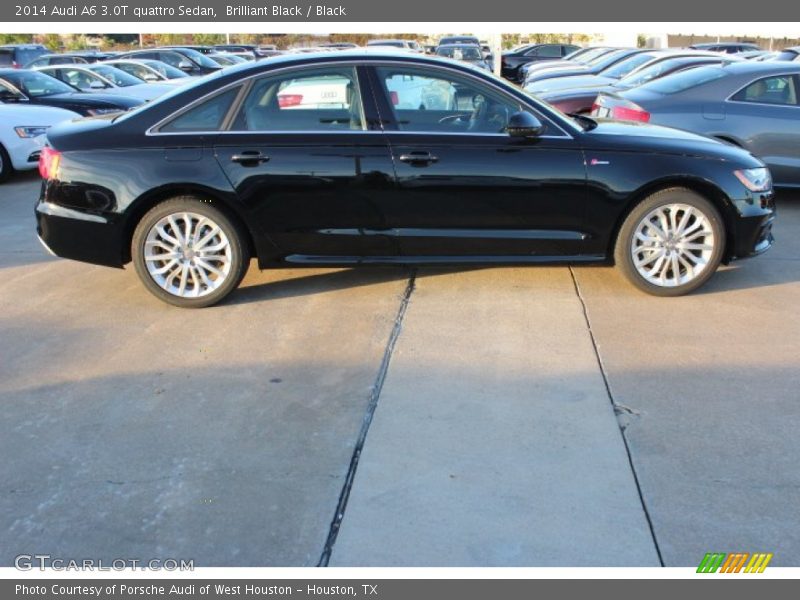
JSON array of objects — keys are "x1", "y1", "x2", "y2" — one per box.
[{"x1": 706, "y1": 60, "x2": 800, "y2": 75}]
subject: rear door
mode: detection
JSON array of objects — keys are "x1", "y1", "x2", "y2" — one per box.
[{"x1": 211, "y1": 64, "x2": 398, "y2": 260}]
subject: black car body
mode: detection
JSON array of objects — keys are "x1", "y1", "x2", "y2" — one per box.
[
  {"x1": 501, "y1": 44, "x2": 581, "y2": 81},
  {"x1": 0, "y1": 69, "x2": 144, "y2": 116},
  {"x1": 117, "y1": 48, "x2": 222, "y2": 75},
  {"x1": 0, "y1": 44, "x2": 48, "y2": 69},
  {"x1": 36, "y1": 51, "x2": 775, "y2": 306}
]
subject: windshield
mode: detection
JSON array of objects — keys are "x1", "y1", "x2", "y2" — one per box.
[
  {"x1": 89, "y1": 65, "x2": 144, "y2": 87},
  {"x1": 175, "y1": 47, "x2": 221, "y2": 69},
  {"x1": 1, "y1": 70, "x2": 75, "y2": 96},
  {"x1": 601, "y1": 52, "x2": 656, "y2": 79},
  {"x1": 639, "y1": 65, "x2": 727, "y2": 94},
  {"x1": 619, "y1": 57, "x2": 707, "y2": 87},
  {"x1": 142, "y1": 60, "x2": 188, "y2": 78},
  {"x1": 586, "y1": 49, "x2": 631, "y2": 68},
  {"x1": 436, "y1": 46, "x2": 482, "y2": 60}
]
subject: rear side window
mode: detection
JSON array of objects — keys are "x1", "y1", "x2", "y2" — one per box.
[
  {"x1": 731, "y1": 75, "x2": 799, "y2": 105},
  {"x1": 0, "y1": 50, "x2": 14, "y2": 67},
  {"x1": 641, "y1": 66, "x2": 727, "y2": 94},
  {"x1": 527, "y1": 45, "x2": 561, "y2": 58},
  {"x1": 231, "y1": 66, "x2": 364, "y2": 131},
  {"x1": 160, "y1": 87, "x2": 240, "y2": 133}
]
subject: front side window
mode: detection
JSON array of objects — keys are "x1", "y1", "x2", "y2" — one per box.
[
  {"x1": 376, "y1": 66, "x2": 523, "y2": 134},
  {"x1": 9, "y1": 70, "x2": 79, "y2": 96},
  {"x1": 231, "y1": 66, "x2": 364, "y2": 131},
  {"x1": 56, "y1": 68, "x2": 107, "y2": 90},
  {"x1": 732, "y1": 75, "x2": 798, "y2": 105}
]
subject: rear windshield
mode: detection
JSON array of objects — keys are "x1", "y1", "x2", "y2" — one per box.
[
  {"x1": 601, "y1": 53, "x2": 656, "y2": 79},
  {"x1": 775, "y1": 50, "x2": 799, "y2": 61},
  {"x1": 0, "y1": 50, "x2": 12, "y2": 67},
  {"x1": 436, "y1": 46, "x2": 482, "y2": 60},
  {"x1": 90, "y1": 65, "x2": 145, "y2": 87},
  {"x1": 639, "y1": 65, "x2": 727, "y2": 94},
  {"x1": 17, "y1": 47, "x2": 46, "y2": 65}
]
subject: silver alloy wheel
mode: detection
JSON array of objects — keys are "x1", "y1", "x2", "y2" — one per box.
[
  {"x1": 143, "y1": 211, "x2": 232, "y2": 298},
  {"x1": 630, "y1": 203, "x2": 715, "y2": 288}
]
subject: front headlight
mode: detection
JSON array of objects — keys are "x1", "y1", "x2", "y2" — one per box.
[
  {"x1": 734, "y1": 167, "x2": 772, "y2": 192},
  {"x1": 86, "y1": 108, "x2": 122, "y2": 116},
  {"x1": 15, "y1": 126, "x2": 49, "y2": 138}
]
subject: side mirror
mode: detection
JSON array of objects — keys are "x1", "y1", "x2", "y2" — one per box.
[
  {"x1": 506, "y1": 111, "x2": 544, "y2": 138},
  {"x1": 89, "y1": 80, "x2": 106, "y2": 90},
  {"x1": 177, "y1": 60, "x2": 194, "y2": 71}
]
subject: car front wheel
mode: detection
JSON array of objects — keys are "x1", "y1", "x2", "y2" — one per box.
[
  {"x1": 614, "y1": 188, "x2": 725, "y2": 296},
  {"x1": 132, "y1": 197, "x2": 249, "y2": 308}
]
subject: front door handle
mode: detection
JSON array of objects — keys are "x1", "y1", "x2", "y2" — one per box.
[
  {"x1": 231, "y1": 151, "x2": 270, "y2": 165},
  {"x1": 399, "y1": 151, "x2": 439, "y2": 166}
]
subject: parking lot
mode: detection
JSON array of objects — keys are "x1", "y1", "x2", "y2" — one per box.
[{"x1": 1, "y1": 170, "x2": 798, "y2": 567}]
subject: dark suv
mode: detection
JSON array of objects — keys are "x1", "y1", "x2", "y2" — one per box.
[
  {"x1": 0, "y1": 44, "x2": 48, "y2": 69},
  {"x1": 501, "y1": 43, "x2": 580, "y2": 81}
]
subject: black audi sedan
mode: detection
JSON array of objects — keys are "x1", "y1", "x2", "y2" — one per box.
[
  {"x1": 36, "y1": 50, "x2": 775, "y2": 307},
  {"x1": 0, "y1": 69, "x2": 144, "y2": 116}
]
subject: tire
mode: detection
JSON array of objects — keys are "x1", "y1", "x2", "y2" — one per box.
[
  {"x1": 131, "y1": 196, "x2": 249, "y2": 308},
  {"x1": 0, "y1": 144, "x2": 12, "y2": 184},
  {"x1": 614, "y1": 188, "x2": 726, "y2": 296}
]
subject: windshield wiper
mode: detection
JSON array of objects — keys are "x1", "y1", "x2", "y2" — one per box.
[{"x1": 568, "y1": 112, "x2": 598, "y2": 131}]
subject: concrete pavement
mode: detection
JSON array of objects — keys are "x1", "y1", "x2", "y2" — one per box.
[{"x1": 1, "y1": 171, "x2": 798, "y2": 566}]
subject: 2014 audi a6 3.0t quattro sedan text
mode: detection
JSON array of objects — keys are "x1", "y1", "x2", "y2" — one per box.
[{"x1": 36, "y1": 50, "x2": 776, "y2": 307}]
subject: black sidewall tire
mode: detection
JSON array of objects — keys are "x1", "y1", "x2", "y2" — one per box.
[
  {"x1": 615, "y1": 188, "x2": 726, "y2": 297},
  {"x1": 0, "y1": 144, "x2": 12, "y2": 183},
  {"x1": 131, "y1": 197, "x2": 249, "y2": 308}
]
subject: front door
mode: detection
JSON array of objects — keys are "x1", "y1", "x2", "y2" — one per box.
[{"x1": 368, "y1": 64, "x2": 589, "y2": 259}]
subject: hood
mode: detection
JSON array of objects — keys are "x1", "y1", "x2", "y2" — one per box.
[
  {"x1": 526, "y1": 66, "x2": 594, "y2": 83},
  {"x1": 99, "y1": 83, "x2": 173, "y2": 101},
  {"x1": 527, "y1": 74, "x2": 616, "y2": 94},
  {"x1": 0, "y1": 103, "x2": 80, "y2": 123},
  {"x1": 47, "y1": 92, "x2": 144, "y2": 108},
  {"x1": 585, "y1": 119, "x2": 763, "y2": 166}
]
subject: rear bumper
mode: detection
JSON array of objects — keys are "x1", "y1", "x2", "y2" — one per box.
[{"x1": 35, "y1": 200, "x2": 126, "y2": 268}]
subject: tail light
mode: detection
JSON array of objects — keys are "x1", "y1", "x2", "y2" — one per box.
[
  {"x1": 592, "y1": 94, "x2": 650, "y2": 123},
  {"x1": 38, "y1": 146, "x2": 62, "y2": 180},
  {"x1": 612, "y1": 104, "x2": 651, "y2": 122},
  {"x1": 277, "y1": 94, "x2": 303, "y2": 108},
  {"x1": 389, "y1": 91, "x2": 399, "y2": 105}
]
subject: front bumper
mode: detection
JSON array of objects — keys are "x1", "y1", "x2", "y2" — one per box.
[{"x1": 728, "y1": 191, "x2": 776, "y2": 261}]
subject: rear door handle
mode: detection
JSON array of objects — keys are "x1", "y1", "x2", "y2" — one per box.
[
  {"x1": 399, "y1": 151, "x2": 439, "y2": 166},
  {"x1": 231, "y1": 151, "x2": 270, "y2": 165}
]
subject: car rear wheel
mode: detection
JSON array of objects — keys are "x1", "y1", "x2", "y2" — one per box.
[
  {"x1": 0, "y1": 144, "x2": 12, "y2": 183},
  {"x1": 614, "y1": 188, "x2": 725, "y2": 296},
  {"x1": 132, "y1": 197, "x2": 249, "y2": 308}
]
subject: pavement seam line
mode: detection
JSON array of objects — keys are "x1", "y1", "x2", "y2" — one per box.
[
  {"x1": 568, "y1": 266, "x2": 665, "y2": 567},
  {"x1": 317, "y1": 269, "x2": 417, "y2": 567}
]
